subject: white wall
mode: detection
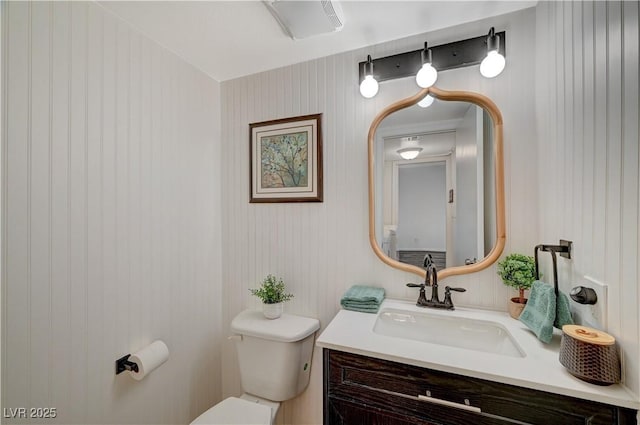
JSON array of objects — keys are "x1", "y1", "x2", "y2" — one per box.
[
  {"x1": 221, "y1": 7, "x2": 538, "y2": 424},
  {"x1": 535, "y1": 0, "x2": 639, "y2": 399},
  {"x1": 1, "y1": 2, "x2": 223, "y2": 424}
]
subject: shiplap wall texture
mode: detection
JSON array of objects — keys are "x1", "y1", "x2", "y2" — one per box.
[
  {"x1": 1, "y1": 2, "x2": 223, "y2": 424},
  {"x1": 536, "y1": 1, "x2": 640, "y2": 400},
  {"x1": 221, "y1": 8, "x2": 539, "y2": 424}
]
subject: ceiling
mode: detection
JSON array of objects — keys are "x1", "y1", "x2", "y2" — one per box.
[
  {"x1": 379, "y1": 100, "x2": 472, "y2": 160},
  {"x1": 98, "y1": 1, "x2": 536, "y2": 82}
]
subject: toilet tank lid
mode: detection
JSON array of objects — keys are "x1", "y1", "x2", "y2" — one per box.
[{"x1": 231, "y1": 310, "x2": 320, "y2": 342}]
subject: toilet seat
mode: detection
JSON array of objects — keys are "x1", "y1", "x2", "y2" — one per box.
[{"x1": 190, "y1": 397, "x2": 271, "y2": 425}]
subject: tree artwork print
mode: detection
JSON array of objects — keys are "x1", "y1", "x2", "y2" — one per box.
[
  {"x1": 249, "y1": 113, "x2": 322, "y2": 203},
  {"x1": 260, "y1": 131, "x2": 308, "y2": 188}
]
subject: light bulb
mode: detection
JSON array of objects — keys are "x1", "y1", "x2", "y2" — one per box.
[
  {"x1": 418, "y1": 95, "x2": 434, "y2": 108},
  {"x1": 415, "y1": 63, "x2": 438, "y2": 88},
  {"x1": 480, "y1": 50, "x2": 506, "y2": 78},
  {"x1": 359, "y1": 75, "x2": 379, "y2": 98},
  {"x1": 397, "y1": 147, "x2": 422, "y2": 160}
]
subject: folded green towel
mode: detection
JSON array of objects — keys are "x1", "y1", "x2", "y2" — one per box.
[
  {"x1": 341, "y1": 303, "x2": 382, "y2": 313},
  {"x1": 340, "y1": 285, "x2": 385, "y2": 314},
  {"x1": 554, "y1": 290, "x2": 574, "y2": 328},
  {"x1": 519, "y1": 281, "x2": 556, "y2": 343},
  {"x1": 519, "y1": 280, "x2": 574, "y2": 343}
]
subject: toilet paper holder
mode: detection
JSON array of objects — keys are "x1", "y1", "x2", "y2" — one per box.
[
  {"x1": 114, "y1": 340, "x2": 169, "y2": 380},
  {"x1": 115, "y1": 354, "x2": 139, "y2": 375}
]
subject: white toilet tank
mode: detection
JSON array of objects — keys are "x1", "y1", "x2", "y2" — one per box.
[{"x1": 230, "y1": 310, "x2": 320, "y2": 401}]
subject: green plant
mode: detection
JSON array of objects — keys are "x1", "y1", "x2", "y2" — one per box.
[
  {"x1": 249, "y1": 274, "x2": 294, "y2": 304},
  {"x1": 497, "y1": 253, "x2": 536, "y2": 304}
]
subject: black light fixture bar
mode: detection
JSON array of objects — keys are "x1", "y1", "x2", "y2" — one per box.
[{"x1": 358, "y1": 31, "x2": 506, "y2": 83}]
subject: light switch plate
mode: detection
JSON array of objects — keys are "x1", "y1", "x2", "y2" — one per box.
[{"x1": 571, "y1": 275, "x2": 608, "y2": 330}]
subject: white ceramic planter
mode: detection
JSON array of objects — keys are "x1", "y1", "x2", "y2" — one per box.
[{"x1": 263, "y1": 302, "x2": 284, "y2": 319}]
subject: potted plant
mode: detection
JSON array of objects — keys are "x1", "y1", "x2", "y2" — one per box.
[
  {"x1": 497, "y1": 253, "x2": 536, "y2": 319},
  {"x1": 249, "y1": 274, "x2": 294, "y2": 319}
]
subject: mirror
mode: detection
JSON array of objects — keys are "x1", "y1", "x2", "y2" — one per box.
[{"x1": 368, "y1": 87, "x2": 505, "y2": 280}]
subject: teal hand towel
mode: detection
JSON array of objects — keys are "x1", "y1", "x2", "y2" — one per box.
[
  {"x1": 340, "y1": 285, "x2": 385, "y2": 314},
  {"x1": 519, "y1": 280, "x2": 556, "y2": 343},
  {"x1": 554, "y1": 291, "x2": 574, "y2": 328}
]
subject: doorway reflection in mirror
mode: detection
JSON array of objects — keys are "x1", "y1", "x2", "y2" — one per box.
[{"x1": 374, "y1": 100, "x2": 496, "y2": 270}]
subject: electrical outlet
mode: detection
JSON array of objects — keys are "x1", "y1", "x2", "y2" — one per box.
[{"x1": 571, "y1": 275, "x2": 608, "y2": 330}]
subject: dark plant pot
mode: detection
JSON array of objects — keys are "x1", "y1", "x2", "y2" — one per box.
[{"x1": 508, "y1": 297, "x2": 527, "y2": 319}]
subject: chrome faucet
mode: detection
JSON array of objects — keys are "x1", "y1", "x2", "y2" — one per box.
[{"x1": 406, "y1": 254, "x2": 466, "y2": 310}]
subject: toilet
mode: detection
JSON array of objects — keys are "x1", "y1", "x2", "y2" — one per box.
[{"x1": 191, "y1": 309, "x2": 320, "y2": 425}]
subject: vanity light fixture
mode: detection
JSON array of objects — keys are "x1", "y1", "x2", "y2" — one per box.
[
  {"x1": 397, "y1": 147, "x2": 423, "y2": 160},
  {"x1": 359, "y1": 55, "x2": 379, "y2": 98},
  {"x1": 415, "y1": 43, "x2": 437, "y2": 88},
  {"x1": 358, "y1": 28, "x2": 506, "y2": 98},
  {"x1": 480, "y1": 27, "x2": 506, "y2": 78}
]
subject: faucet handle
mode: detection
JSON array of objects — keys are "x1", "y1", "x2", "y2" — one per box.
[
  {"x1": 407, "y1": 283, "x2": 428, "y2": 307},
  {"x1": 443, "y1": 286, "x2": 466, "y2": 310},
  {"x1": 445, "y1": 286, "x2": 466, "y2": 293}
]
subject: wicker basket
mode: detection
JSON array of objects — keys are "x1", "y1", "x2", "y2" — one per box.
[{"x1": 559, "y1": 325, "x2": 620, "y2": 386}]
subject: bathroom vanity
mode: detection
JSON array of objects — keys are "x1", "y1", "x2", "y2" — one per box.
[
  {"x1": 349, "y1": 85, "x2": 640, "y2": 424},
  {"x1": 317, "y1": 300, "x2": 639, "y2": 425},
  {"x1": 324, "y1": 349, "x2": 636, "y2": 424}
]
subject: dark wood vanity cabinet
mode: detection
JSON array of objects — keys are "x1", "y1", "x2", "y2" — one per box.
[{"x1": 323, "y1": 349, "x2": 638, "y2": 425}]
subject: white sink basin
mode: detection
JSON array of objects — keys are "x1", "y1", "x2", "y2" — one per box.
[{"x1": 373, "y1": 308, "x2": 525, "y2": 358}]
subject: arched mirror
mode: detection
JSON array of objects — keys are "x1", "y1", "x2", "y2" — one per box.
[{"x1": 368, "y1": 87, "x2": 505, "y2": 280}]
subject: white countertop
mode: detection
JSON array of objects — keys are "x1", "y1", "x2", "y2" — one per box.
[{"x1": 316, "y1": 299, "x2": 640, "y2": 410}]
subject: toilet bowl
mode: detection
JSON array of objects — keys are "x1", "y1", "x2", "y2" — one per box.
[{"x1": 190, "y1": 310, "x2": 320, "y2": 425}]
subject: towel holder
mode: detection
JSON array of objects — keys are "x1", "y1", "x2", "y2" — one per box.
[{"x1": 534, "y1": 240, "x2": 572, "y2": 297}]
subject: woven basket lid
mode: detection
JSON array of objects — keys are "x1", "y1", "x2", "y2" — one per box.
[{"x1": 562, "y1": 325, "x2": 615, "y2": 346}]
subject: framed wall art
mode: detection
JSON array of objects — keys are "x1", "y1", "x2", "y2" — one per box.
[{"x1": 249, "y1": 113, "x2": 323, "y2": 203}]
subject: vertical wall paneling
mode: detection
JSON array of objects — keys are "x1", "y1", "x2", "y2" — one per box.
[
  {"x1": 536, "y1": 0, "x2": 640, "y2": 399},
  {"x1": 605, "y1": 0, "x2": 623, "y2": 340},
  {"x1": 1, "y1": 2, "x2": 223, "y2": 424},
  {"x1": 0, "y1": 0, "x2": 6, "y2": 413},
  {"x1": 85, "y1": 4, "x2": 103, "y2": 420},
  {"x1": 29, "y1": 1, "x2": 52, "y2": 410},
  {"x1": 5, "y1": 0, "x2": 31, "y2": 412},
  {"x1": 581, "y1": 1, "x2": 595, "y2": 279},
  {"x1": 221, "y1": 8, "x2": 539, "y2": 424},
  {"x1": 621, "y1": 0, "x2": 639, "y2": 393},
  {"x1": 593, "y1": 1, "x2": 608, "y2": 282},
  {"x1": 51, "y1": 2, "x2": 72, "y2": 420},
  {"x1": 571, "y1": 2, "x2": 583, "y2": 266}
]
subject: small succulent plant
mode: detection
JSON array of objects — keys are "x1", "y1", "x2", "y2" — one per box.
[
  {"x1": 249, "y1": 274, "x2": 294, "y2": 304},
  {"x1": 497, "y1": 253, "x2": 536, "y2": 304}
]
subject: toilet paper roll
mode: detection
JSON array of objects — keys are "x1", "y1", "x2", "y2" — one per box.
[{"x1": 128, "y1": 340, "x2": 169, "y2": 381}]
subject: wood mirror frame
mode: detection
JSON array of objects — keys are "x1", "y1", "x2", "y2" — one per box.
[{"x1": 368, "y1": 86, "x2": 506, "y2": 280}]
